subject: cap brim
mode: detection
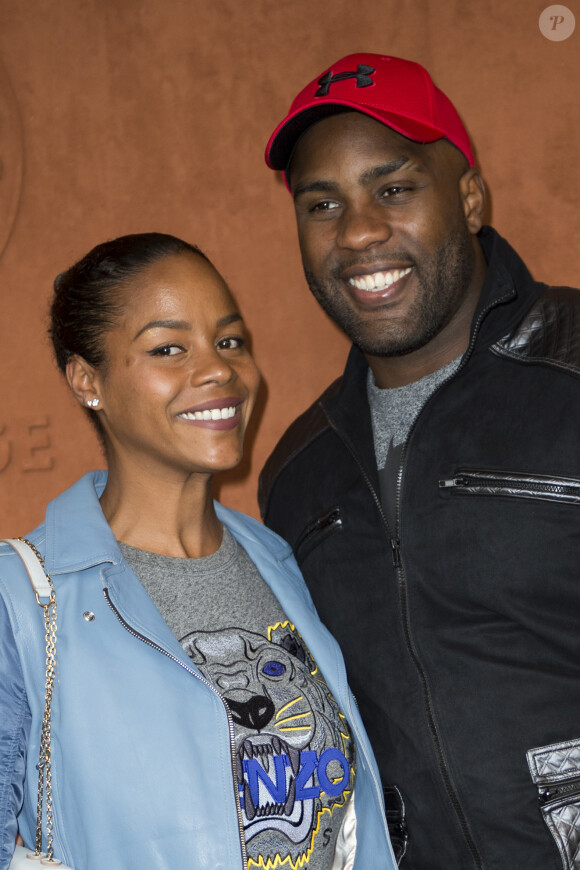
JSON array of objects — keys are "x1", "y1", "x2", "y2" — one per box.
[{"x1": 265, "y1": 101, "x2": 445, "y2": 171}]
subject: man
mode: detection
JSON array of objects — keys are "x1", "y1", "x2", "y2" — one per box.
[{"x1": 258, "y1": 53, "x2": 580, "y2": 869}]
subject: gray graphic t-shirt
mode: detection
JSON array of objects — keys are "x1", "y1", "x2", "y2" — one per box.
[{"x1": 120, "y1": 527, "x2": 355, "y2": 869}]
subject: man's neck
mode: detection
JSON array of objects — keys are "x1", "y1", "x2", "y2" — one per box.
[{"x1": 366, "y1": 340, "x2": 468, "y2": 389}]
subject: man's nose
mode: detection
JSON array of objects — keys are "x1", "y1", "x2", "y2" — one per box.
[{"x1": 337, "y1": 203, "x2": 391, "y2": 250}]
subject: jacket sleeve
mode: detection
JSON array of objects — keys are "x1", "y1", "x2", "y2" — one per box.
[{"x1": 0, "y1": 593, "x2": 31, "y2": 869}]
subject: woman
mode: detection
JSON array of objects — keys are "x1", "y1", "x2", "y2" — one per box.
[{"x1": 0, "y1": 233, "x2": 396, "y2": 870}]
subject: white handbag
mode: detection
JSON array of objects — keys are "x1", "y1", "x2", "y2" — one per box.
[
  {"x1": 3, "y1": 538, "x2": 74, "y2": 869},
  {"x1": 9, "y1": 844, "x2": 69, "y2": 868}
]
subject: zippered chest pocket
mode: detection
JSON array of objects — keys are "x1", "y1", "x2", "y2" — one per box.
[
  {"x1": 294, "y1": 506, "x2": 343, "y2": 561},
  {"x1": 527, "y1": 737, "x2": 580, "y2": 869},
  {"x1": 439, "y1": 469, "x2": 580, "y2": 506}
]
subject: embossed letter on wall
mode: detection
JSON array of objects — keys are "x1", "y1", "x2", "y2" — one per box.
[
  {"x1": 0, "y1": 416, "x2": 55, "y2": 474},
  {"x1": 0, "y1": 54, "x2": 23, "y2": 259}
]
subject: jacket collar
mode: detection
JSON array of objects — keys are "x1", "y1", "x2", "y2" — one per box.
[
  {"x1": 43, "y1": 470, "x2": 292, "y2": 575},
  {"x1": 214, "y1": 501, "x2": 292, "y2": 562},
  {"x1": 470, "y1": 226, "x2": 543, "y2": 349},
  {"x1": 321, "y1": 346, "x2": 380, "y2": 488},
  {"x1": 44, "y1": 470, "x2": 120, "y2": 574}
]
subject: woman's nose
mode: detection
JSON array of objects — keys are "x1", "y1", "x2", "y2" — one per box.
[{"x1": 190, "y1": 347, "x2": 234, "y2": 386}]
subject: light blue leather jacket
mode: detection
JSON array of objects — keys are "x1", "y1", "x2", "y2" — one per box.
[{"x1": 0, "y1": 471, "x2": 397, "y2": 870}]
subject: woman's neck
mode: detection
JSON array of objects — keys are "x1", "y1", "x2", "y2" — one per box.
[{"x1": 99, "y1": 463, "x2": 222, "y2": 558}]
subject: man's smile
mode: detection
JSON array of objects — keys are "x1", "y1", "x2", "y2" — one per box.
[{"x1": 348, "y1": 267, "x2": 413, "y2": 293}]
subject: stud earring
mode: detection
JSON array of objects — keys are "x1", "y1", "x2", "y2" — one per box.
[{"x1": 87, "y1": 398, "x2": 100, "y2": 408}]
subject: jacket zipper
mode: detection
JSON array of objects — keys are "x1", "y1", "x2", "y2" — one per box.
[
  {"x1": 103, "y1": 587, "x2": 248, "y2": 868},
  {"x1": 326, "y1": 419, "x2": 482, "y2": 869},
  {"x1": 388, "y1": 295, "x2": 516, "y2": 869},
  {"x1": 539, "y1": 778, "x2": 580, "y2": 807},
  {"x1": 439, "y1": 470, "x2": 580, "y2": 502},
  {"x1": 322, "y1": 293, "x2": 514, "y2": 869}
]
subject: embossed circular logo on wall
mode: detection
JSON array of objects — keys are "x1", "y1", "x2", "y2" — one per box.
[
  {"x1": 0, "y1": 55, "x2": 23, "y2": 259},
  {"x1": 539, "y1": 5, "x2": 576, "y2": 41}
]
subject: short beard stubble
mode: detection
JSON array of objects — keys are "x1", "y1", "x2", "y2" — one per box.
[{"x1": 304, "y1": 225, "x2": 476, "y2": 358}]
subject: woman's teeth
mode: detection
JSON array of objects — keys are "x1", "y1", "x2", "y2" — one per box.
[
  {"x1": 179, "y1": 406, "x2": 237, "y2": 421},
  {"x1": 349, "y1": 267, "x2": 412, "y2": 292}
]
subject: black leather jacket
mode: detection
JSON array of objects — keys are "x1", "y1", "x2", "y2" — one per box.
[{"x1": 259, "y1": 228, "x2": 580, "y2": 870}]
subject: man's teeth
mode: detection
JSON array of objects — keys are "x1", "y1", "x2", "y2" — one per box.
[
  {"x1": 179, "y1": 406, "x2": 237, "y2": 421},
  {"x1": 349, "y1": 267, "x2": 412, "y2": 292}
]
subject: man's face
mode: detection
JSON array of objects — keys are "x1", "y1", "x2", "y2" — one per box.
[{"x1": 289, "y1": 112, "x2": 483, "y2": 359}]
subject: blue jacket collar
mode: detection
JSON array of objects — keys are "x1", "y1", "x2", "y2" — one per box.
[
  {"x1": 44, "y1": 471, "x2": 119, "y2": 574},
  {"x1": 43, "y1": 470, "x2": 291, "y2": 574}
]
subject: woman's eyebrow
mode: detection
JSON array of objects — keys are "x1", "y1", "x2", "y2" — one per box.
[
  {"x1": 133, "y1": 312, "x2": 242, "y2": 341},
  {"x1": 133, "y1": 319, "x2": 191, "y2": 340},
  {"x1": 217, "y1": 313, "x2": 243, "y2": 328}
]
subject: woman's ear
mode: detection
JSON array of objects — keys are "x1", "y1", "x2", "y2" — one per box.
[
  {"x1": 460, "y1": 168, "x2": 486, "y2": 235},
  {"x1": 66, "y1": 355, "x2": 101, "y2": 410}
]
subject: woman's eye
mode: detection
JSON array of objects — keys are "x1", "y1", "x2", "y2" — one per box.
[
  {"x1": 150, "y1": 344, "x2": 184, "y2": 357},
  {"x1": 217, "y1": 336, "x2": 245, "y2": 350}
]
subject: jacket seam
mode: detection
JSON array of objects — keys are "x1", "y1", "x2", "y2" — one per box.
[
  {"x1": 261, "y1": 409, "x2": 331, "y2": 520},
  {"x1": 490, "y1": 343, "x2": 580, "y2": 378}
]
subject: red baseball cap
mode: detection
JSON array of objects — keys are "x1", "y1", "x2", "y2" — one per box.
[{"x1": 265, "y1": 53, "x2": 475, "y2": 172}]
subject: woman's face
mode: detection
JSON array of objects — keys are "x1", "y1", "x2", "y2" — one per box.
[{"x1": 92, "y1": 252, "x2": 260, "y2": 480}]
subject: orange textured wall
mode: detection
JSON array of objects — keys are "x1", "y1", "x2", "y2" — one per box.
[{"x1": 0, "y1": 0, "x2": 579, "y2": 534}]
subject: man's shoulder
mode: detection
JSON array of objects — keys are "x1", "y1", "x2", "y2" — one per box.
[
  {"x1": 492, "y1": 283, "x2": 580, "y2": 378},
  {"x1": 258, "y1": 377, "x2": 342, "y2": 519}
]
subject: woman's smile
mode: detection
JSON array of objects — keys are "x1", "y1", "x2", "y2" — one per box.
[{"x1": 176, "y1": 396, "x2": 243, "y2": 429}]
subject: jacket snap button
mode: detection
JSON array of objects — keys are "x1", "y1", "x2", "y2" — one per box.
[{"x1": 83, "y1": 611, "x2": 95, "y2": 622}]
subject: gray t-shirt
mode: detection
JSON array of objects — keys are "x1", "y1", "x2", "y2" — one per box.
[
  {"x1": 367, "y1": 358, "x2": 461, "y2": 530},
  {"x1": 120, "y1": 527, "x2": 356, "y2": 869}
]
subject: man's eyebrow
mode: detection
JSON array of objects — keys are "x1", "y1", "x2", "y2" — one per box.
[
  {"x1": 292, "y1": 179, "x2": 338, "y2": 201},
  {"x1": 293, "y1": 158, "x2": 422, "y2": 200},
  {"x1": 360, "y1": 158, "x2": 420, "y2": 185},
  {"x1": 133, "y1": 312, "x2": 243, "y2": 341}
]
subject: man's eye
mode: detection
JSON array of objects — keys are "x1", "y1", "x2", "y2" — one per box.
[
  {"x1": 381, "y1": 185, "x2": 409, "y2": 198},
  {"x1": 310, "y1": 199, "x2": 340, "y2": 212},
  {"x1": 150, "y1": 345, "x2": 183, "y2": 356},
  {"x1": 217, "y1": 336, "x2": 245, "y2": 350}
]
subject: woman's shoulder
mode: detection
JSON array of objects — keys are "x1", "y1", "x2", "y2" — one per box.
[
  {"x1": 0, "y1": 470, "x2": 105, "y2": 565},
  {"x1": 0, "y1": 525, "x2": 47, "y2": 573},
  {"x1": 214, "y1": 501, "x2": 294, "y2": 557},
  {"x1": 0, "y1": 526, "x2": 47, "y2": 617}
]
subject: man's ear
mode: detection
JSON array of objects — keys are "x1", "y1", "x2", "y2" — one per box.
[
  {"x1": 66, "y1": 355, "x2": 101, "y2": 409},
  {"x1": 460, "y1": 168, "x2": 486, "y2": 235}
]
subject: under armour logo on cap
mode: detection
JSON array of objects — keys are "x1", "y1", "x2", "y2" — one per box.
[
  {"x1": 265, "y1": 53, "x2": 475, "y2": 175},
  {"x1": 315, "y1": 64, "x2": 375, "y2": 97}
]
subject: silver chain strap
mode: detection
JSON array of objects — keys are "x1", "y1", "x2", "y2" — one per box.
[{"x1": 19, "y1": 537, "x2": 62, "y2": 867}]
